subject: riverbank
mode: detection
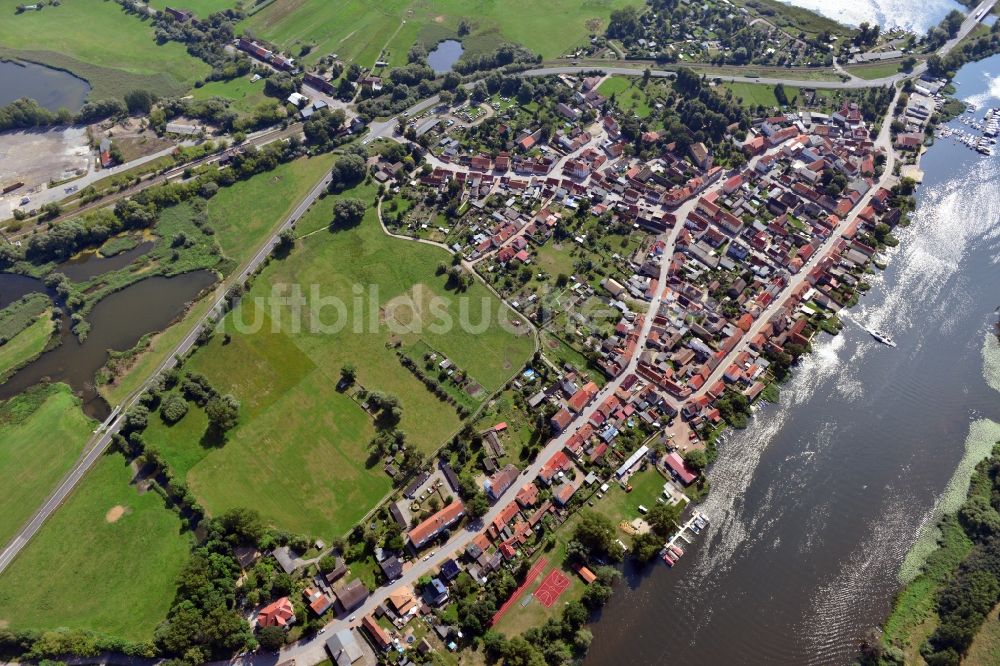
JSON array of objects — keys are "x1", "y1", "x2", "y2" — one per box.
[{"x1": 582, "y1": 52, "x2": 1000, "y2": 666}]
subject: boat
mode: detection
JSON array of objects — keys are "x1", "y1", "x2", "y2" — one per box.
[
  {"x1": 688, "y1": 522, "x2": 701, "y2": 535},
  {"x1": 867, "y1": 328, "x2": 896, "y2": 347},
  {"x1": 662, "y1": 552, "x2": 675, "y2": 566},
  {"x1": 670, "y1": 544, "x2": 684, "y2": 558}
]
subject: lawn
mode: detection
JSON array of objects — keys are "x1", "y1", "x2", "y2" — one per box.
[
  {"x1": 190, "y1": 76, "x2": 271, "y2": 115},
  {"x1": 0, "y1": 451, "x2": 192, "y2": 641},
  {"x1": 590, "y1": 465, "x2": 667, "y2": 538},
  {"x1": 846, "y1": 61, "x2": 904, "y2": 80},
  {"x1": 598, "y1": 76, "x2": 652, "y2": 117},
  {"x1": 242, "y1": 0, "x2": 644, "y2": 66},
  {"x1": 0, "y1": 309, "x2": 53, "y2": 379},
  {"x1": 148, "y1": 199, "x2": 533, "y2": 539},
  {"x1": 0, "y1": 383, "x2": 92, "y2": 546},
  {"x1": 0, "y1": 0, "x2": 210, "y2": 100}
]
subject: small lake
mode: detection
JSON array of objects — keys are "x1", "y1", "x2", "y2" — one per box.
[
  {"x1": 427, "y1": 40, "x2": 464, "y2": 74},
  {"x1": 0, "y1": 270, "x2": 217, "y2": 419},
  {"x1": 0, "y1": 59, "x2": 90, "y2": 113},
  {"x1": 56, "y1": 241, "x2": 156, "y2": 283}
]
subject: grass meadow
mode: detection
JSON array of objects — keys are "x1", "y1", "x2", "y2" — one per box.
[
  {"x1": 147, "y1": 196, "x2": 533, "y2": 539},
  {"x1": 242, "y1": 0, "x2": 643, "y2": 66},
  {"x1": 0, "y1": 309, "x2": 53, "y2": 380},
  {"x1": 0, "y1": 383, "x2": 92, "y2": 546},
  {"x1": 100, "y1": 155, "x2": 337, "y2": 407},
  {"x1": 0, "y1": 451, "x2": 191, "y2": 641},
  {"x1": 0, "y1": 0, "x2": 210, "y2": 100}
]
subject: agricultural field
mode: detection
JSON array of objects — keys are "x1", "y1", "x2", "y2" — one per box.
[
  {"x1": 0, "y1": 451, "x2": 192, "y2": 641},
  {"x1": 0, "y1": 0, "x2": 210, "y2": 100},
  {"x1": 0, "y1": 383, "x2": 92, "y2": 546},
  {"x1": 242, "y1": 0, "x2": 643, "y2": 66},
  {"x1": 146, "y1": 198, "x2": 534, "y2": 539}
]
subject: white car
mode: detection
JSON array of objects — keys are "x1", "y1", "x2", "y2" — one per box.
[{"x1": 349, "y1": 615, "x2": 356, "y2": 622}]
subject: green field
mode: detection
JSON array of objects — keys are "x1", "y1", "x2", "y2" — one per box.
[
  {"x1": 147, "y1": 200, "x2": 533, "y2": 538},
  {"x1": 98, "y1": 156, "x2": 336, "y2": 408},
  {"x1": 0, "y1": 313, "x2": 53, "y2": 378},
  {"x1": 598, "y1": 76, "x2": 654, "y2": 117},
  {"x1": 146, "y1": 0, "x2": 238, "y2": 16},
  {"x1": 242, "y1": 0, "x2": 643, "y2": 66},
  {"x1": 846, "y1": 61, "x2": 903, "y2": 80},
  {"x1": 190, "y1": 76, "x2": 271, "y2": 114},
  {"x1": 0, "y1": 451, "x2": 192, "y2": 641},
  {"x1": 0, "y1": 383, "x2": 92, "y2": 546},
  {"x1": 0, "y1": 0, "x2": 210, "y2": 100},
  {"x1": 721, "y1": 81, "x2": 836, "y2": 110},
  {"x1": 206, "y1": 153, "x2": 337, "y2": 261}
]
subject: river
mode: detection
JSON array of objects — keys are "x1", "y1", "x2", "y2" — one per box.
[
  {"x1": 783, "y1": 0, "x2": 965, "y2": 33},
  {"x1": 0, "y1": 59, "x2": 90, "y2": 112},
  {"x1": 0, "y1": 270, "x2": 216, "y2": 419},
  {"x1": 584, "y1": 55, "x2": 1000, "y2": 665}
]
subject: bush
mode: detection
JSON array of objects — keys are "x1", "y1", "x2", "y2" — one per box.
[{"x1": 160, "y1": 394, "x2": 189, "y2": 424}]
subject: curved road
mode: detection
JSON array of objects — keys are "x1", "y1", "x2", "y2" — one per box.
[{"x1": 0, "y1": 0, "x2": 993, "y2": 656}]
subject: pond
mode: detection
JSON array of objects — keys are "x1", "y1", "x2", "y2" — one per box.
[
  {"x1": 56, "y1": 241, "x2": 156, "y2": 283},
  {"x1": 0, "y1": 59, "x2": 90, "y2": 113},
  {"x1": 427, "y1": 40, "x2": 464, "y2": 74},
  {"x1": 0, "y1": 270, "x2": 217, "y2": 419}
]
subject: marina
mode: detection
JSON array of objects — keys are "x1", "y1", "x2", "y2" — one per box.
[{"x1": 936, "y1": 106, "x2": 998, "y2": 156}]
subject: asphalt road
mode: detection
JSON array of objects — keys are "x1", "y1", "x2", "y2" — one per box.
[
  {"x1": 0, "y1": 167, "x2": 333, "y2": 577},
  {"x1": 1, "y1": 0, "x2": 994, "y2": 652}
]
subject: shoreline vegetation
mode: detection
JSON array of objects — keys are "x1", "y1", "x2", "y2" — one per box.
[
  {"x1": 867, "y1": 436, "x2": 1000, "y2": 666},
  {"x1": 0, "y1": 0, "x2": 998, "y2": 663}
]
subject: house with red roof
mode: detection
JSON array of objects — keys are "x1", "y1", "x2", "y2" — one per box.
[
  {"x1": 257, "y1": 597, "x2": 296, "y2": 628},
  {"x1": 408, "y1": 500, "x2": 465, "y2": 549}
]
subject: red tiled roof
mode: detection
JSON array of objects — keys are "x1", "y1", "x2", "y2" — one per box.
[{"x1": 409, "y1": 501, "x2": 465, "y2": 548}]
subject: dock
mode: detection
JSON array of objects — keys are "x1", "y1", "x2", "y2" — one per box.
[{"x1": 659, "y1": 511, "x2": 708, "y2": 564}]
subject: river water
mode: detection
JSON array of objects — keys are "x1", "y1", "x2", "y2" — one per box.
[
  {"x1": 0, "y1": 270, "x2": 216, "y2": 419},
  {"x1": 585, "y1": 55, "x2": 1000, "y2": 665},
  {"x1": 783, "y1": 0, "x2": 965, "y2": 33}
]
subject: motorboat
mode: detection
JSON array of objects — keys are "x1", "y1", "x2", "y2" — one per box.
[
  {"x1": 867, "y1": 328, "x2": 896, "y2": 347},
  {"x1": 662, "y1": 552, "x2": 675, "y2": 566}
]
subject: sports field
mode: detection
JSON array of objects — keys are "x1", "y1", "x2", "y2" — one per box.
[
  {"x1": 0, "y1": 0, "x2": 210, "y2": 100},
  {"x1": 0, "y1": 451, "x2": 192, "y2": 641},
  {"x1": 0, "y1": 383, "x2": 92, "y2": 546},
  {"x1": 242, "y1": 0, "x2": 643, "y2": 66}
]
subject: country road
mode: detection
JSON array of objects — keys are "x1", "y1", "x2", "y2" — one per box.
[
  {"x1": 0, "y1": 167, "x2": 333, "y2": 576},
  {"x1": 222, "y1": 114, "x2": 863, "y2": 666},
  {"x1": 0, "y1": 0, "x2": 995, "y2": 658}
]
